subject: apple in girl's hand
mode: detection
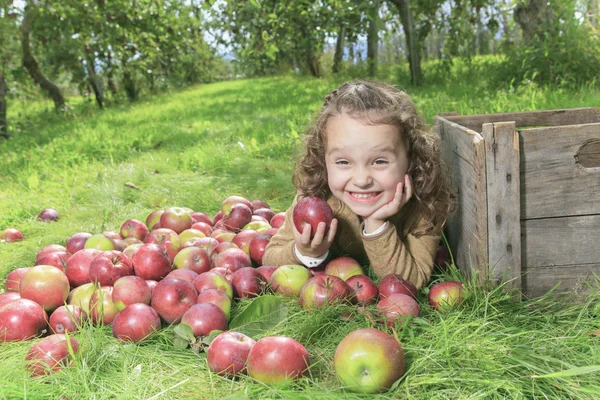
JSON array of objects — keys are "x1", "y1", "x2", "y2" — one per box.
[
  {"x1": 246, "y1": 336, "x2": 310, "y2": 385},
  {"x1": 160, "y1": 207, "x2": 193, "y2": 234},
  {"x1": 49, "y1": 305, "x2": 87, "y2": 334},
  {"x1": 119, "y1": 219, "x2": 149, "y2": 241},
  {"x1": 207, "y1": 331, "x2": 256, "y2": 376},
  {"x1": 65, "y1": 232, "x2": 92, "y2": 254},
  {"x1": 324, "y1": 256, "x2": 363, "y2": 281},
  {"x1": 346, "y1": 275, "x2": 379, "y2": 305},
  {"x1": 270, "y1": 264, "x2": 312, "y2": 297},
  {"x1": 299, "y1": 275, "x2": 350, "y2": 309},
  {"x1": 37, "y1": 208, "x2": 59, "y2": 222},
  {"x1": 173, "y1": 247, "x2": 212, "y2": 274},
  {"x1": 428, "y1": 281, "x2": 465, "y2": 310},
  {"x1": 0, "y1": 298, "x2": 48, "y2": 341},
  {"x1": 112, "y1": 276, "x2": 152, "y2": 311},
  {"x1": 378, "y1": 274, "x2": 418, "y2": 299},
  {"x1": 293, "y1": 196, "x2": 333, "y2": 239},
  {"x1": 151, "y1": 277, "x2": 197, "y2": 324},
  {"x1": 5, "y1": 267, "x2": 30, "y2": 292},
  {"x1": 180, "y1": 303, "x2": 228, "y2": 337},
  {"x1": 20, "y1": 265, "x2": 70, "y2": 313},
  {"x1": 196, "y1": 288, "x2": 232, "y2": 320},
  {"x1": 112, "y1": 303, "x2": 161, "y2": 342},
  {"x1": 248, "y1": 233, "x2": 273, "y2": 266},
  {"x1": 1, "y1": 228, "x2": 24, "y2": 243},
  {"x1": 193, "y1": 271, "x2": 233, "y2": 298},
  {"x1": 333, "y1": 328, "x2": 405, "y2": 393},
  {"x1": 270, "y1": 212, "x2": 286, "y2": 229},
  {"x1": 231, "y1": 267, "x2": 266, "y2": 298},
  {"x1": 26, "y1": 334, "x2": 79, "y2": 376},
  {"x1": 132, "y1": 243, "x2": 173, "y2": 281},
  {"x1": 377, "y1": 293, "x2": 420, "y2": 327}
]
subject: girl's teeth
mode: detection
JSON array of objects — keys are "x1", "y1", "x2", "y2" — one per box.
[{"x1": 352, "y1": 193, "x2": 375, "y2": 199}]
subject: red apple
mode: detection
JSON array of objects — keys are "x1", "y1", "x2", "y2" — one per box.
[
  {"x1": 253, "y1": 207, "x2": 275, "y2": 222},
  {"x1": 65, "y1": 248, "x2": 102, "y2": 288},
  {"x1": 0, "y1": 298, "x2": 48, "y2": 341},
  {"x1": 377, "y1": 293, "x2": 420, "y2": 327},
  {"x1": 120, "y1": 219, "x2": 149, "y2": 241},
  {"x1": 434, "y1": 244, "x2": 452, "y2": 269},
  {"x1": 112, "y1": 275, "x2": 152, "y2": 311},
  {"x1": 207, "y1": 331, "x2": 256, "y2": 376},
  {"x1": 36, "y1": 244, "x2": 67, "y2": 263},
  {"x1": 246, "y1": 336, "x2": 310, "y2": 384},
  {"x1": 191, "y1": 237, "x2": 219, "y2": 255},
  {"x1": 166, "y1": 268, "x2": 198, "y2": 283},
  {"x1": 20, "y1": 265, "x2": 70, "y2": 312},
  {"x1": 222, "y1": 203, "x2": 253, "y2": 232},
  {"x1": 0, "y1": 292, "x2": 20, "y2": 308},
  {"x1": 191, "y1": 212, "x2": 213, "y2": 226},
  {"x1": 151, "y1": 277, "x2": 197, "y2": 324},
  {"x1": 211, "y1": 241, "x2": 239, "y2": 261},
  {"x1": 210, "y1": 229, "x2": 235, "y2": 243},
  {"x1": 49, "y1": 305, "x2": 87, "y2": 334},
  {"x1": 256, "y1": 265, "x2": 277, "y2": 284},
  {"x1": 102, "y1": 230, "x2": 123, "y2": 241},
  {"x1": 324, "y1": 256, "x2": 363, "y2": 281},
  {"x1": 145, "y1": 209, "x2": 164, "y2": 231},
  {"x1": 172, "y1": 246, "x2": 212, "y2": 274},
  {"x1": 0, "y1": 228, "x2": 24, "y2": 243},
  {"x1": 180, "y1": 303, "x2": 227, "y2": 337},
  {"x1": 65, "y1": 232, "x2": 92, "y2": 254},
  {"x1": 26, "y1": 334, "x2": 79, "y2": 376},
  {"x1": 88, "y1": 250, "x2": 134, "y2": 286},
  {"x1": 270, "y1": 264, "x2": 311, "y2": 297},
  {"x1": 232, "y1": 230, "x2": 260, "y2": 255},
  {"x1": 213, "y1": 210, "x2": 224, "y2": 226},
  {"x1": 213, "y1": 247, "x2": 252, "y2": 273},
  {"x1": 221, "y1": 195, "x2": 252, "y2": 215},
  {"x1": 179, "y1": 229, "x2": 206, "y2": 245},
  {"x1": 250, "y1": 199, "x2": 270, "y2": 211},
  {"x1": 378, "y1": 274, "x2": 418, "y2": 299},
  {"x1": 5, "y1": 267, "x2": 30, "y2": 292},
  {"x1": 132, "y1": 243, "x2": 173, "y2": 281},
  {"x1": 299, "y1": 275, "x2": 350, "y2": 309},
  {"x1": 269, "y1": 212, "x2": 286, "y2": 229},
  {"x1": 112, "y1": 303, "x2": 161, "y2": 342},
  {"x1": 428, "y1": 281, "x2": 464, "y2": 310},
  {"x1": 231, "y1": 267, "x2": 266, "y2": 298},
  {"x1": 144, "y1": 228, "x2": 182, "y2": 260},
  {"x1": 191, "y1": 221, "x2": 213, "y2": 236},
  {"x1": 35, "y1": 251, "x2": 70, "y2": 272},
  {"x1": 333, "y1": 328, "x2": 405, "y2": 393},
  {"x1": 346, "y1": 275, "x2": 379, "y2": 305},
  {"x1": 122, "y1": 243, "x2": 143, "y2": 259},
  {"x1": 160, "y1": 207, "x2": 193, "y2": 234},
  {"x1": 89, "y1": 286, "x2": 118, "y2": 325},
  {"x1": 241, "y1": 220, "x2": 271, "y2": 233},
  {"x1": 37, "y1": 208, "x2": 59, "y2": 222},
  {"x1": 196, "y1": 288, "x2": 232, "y2": 320},
  {"x1": 293, "y1": 196, "x2": 333, "y2": 239},
  {"x1": 192, "y1": 271, "x2": 233, "y2": 299},
  {"x1": 248, "y1": 233, "x2": 272, "y2": 266},
  {"x1": 251, "y1": 215, "x2": 269, "y2": 223}
]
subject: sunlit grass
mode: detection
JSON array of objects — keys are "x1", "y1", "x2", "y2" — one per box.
[{"x1": 1, "y1": 61, "x2": 600, "y2": 398}]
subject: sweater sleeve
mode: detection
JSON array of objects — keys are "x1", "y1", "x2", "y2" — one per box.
[
  {"x1": 361, "y1": 216, "x2": 440, "y2": 290},
  {"x1": 262, "y1": 196, "x2": 302, "y2": 267}
]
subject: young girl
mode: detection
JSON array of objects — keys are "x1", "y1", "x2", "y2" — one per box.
[{"x1": 262, "y1": 80, "x2": 453, "y2": 290}]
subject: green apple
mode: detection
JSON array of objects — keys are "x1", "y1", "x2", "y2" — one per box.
[{"x1": 270, "y1": 264, "x2": 311, "y2": 297}]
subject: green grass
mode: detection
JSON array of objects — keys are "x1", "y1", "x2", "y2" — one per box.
[{"x1": 1, "y1": 60, "x2": 600, "y2": 399}]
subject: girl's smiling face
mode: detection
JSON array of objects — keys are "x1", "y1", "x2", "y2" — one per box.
[{"x1": 325, "y1": 112, "x2": 409, "y2": 219}]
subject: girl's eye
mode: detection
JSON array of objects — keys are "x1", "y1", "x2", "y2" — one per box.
[
  {"x1": 335, "y1": 160, "x2": 349, "y2": 165},
  {"x1": 374, "y1": 159, "x2": 388, "y2": 165}
]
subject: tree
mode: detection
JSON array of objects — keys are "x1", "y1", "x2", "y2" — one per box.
[
  {"x1": 367, "y1": 0, "x2": 380, "y2": 76},
  {"x1": 389, "y1": 0, "x2": 422, "y2": 85}
]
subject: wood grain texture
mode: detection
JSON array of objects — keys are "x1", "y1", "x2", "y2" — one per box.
[
  {"x1": 482, "y1": 122, "x2": 522, "y2": 287},
  {"x1": 444, "y1": 107, "x2": 600, "y2": 133},
  {"x1": 436, "y1": 116, "x2": 488, "y2": 279},
  {"x1": 519, "y1": 123, "x2": 600, "y2": 219},
  {"x1": 521, "y1": 262, "x2": 600, "y2": 298}
]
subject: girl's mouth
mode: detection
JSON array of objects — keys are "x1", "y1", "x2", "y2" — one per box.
[{"x1": 347, "y1": 191, "x2": 382, "y2": 202}]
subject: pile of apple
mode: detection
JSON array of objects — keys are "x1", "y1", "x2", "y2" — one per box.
[{"x1": 0, "y1": 195, "x2": 463, "y2": 393}]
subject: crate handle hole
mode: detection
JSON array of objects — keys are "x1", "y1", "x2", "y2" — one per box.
[{"x1": 575, "y1": 140, "x2": 600, "y2": 169}]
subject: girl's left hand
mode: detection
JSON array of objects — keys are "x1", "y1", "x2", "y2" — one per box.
[{"x1": 364, "y1": 174, "x2": 413, "y2": 232}]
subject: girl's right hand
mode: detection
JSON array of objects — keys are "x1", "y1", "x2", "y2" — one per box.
[{"x1": 293, "y1": 218, "x2": 338, "y2": 258}]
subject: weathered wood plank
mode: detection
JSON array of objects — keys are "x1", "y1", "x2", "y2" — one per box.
[
  {"x1": 482, "y1": 122, "x2": 521, "y2": 287},
  {"x1": 521, "y1": 214, "x2": 600, "y2": 268},
  {"x1": 519, "y1": 123, "x2": 600, "y2": 219},
  {"x1": 444, "y1": 107, "x2": 600, "y2": 133},
  {"x1": 435, "y1": 116, "x2": 488, "y2": 279},
  {"x1": 521, "y1": 262, "x2": 600, "y2": 298}
]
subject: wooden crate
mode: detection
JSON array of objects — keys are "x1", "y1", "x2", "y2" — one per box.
[{"x1": 435, "y1": 107, "x2": 600, "y2": 297}]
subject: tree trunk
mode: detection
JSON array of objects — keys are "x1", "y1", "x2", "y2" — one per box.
[
  {"x1": 85, "y1": 55, "x2": 104, "y2": 109},
  {"x1": 123, "y1": 70, "x2": 138, "y2": 101},
  {"x1": 105, "y1": 52, "x2": 118, "y2": 98},
  {"x1": 390, "y1": 0, "x2": 423, "y2": 86},
  {"x1": 367, "y1": 0, "x2": 379, "y2": 77},
  {"x1": 0, "y1": 71, "x2": 7, "y2": 138},
  {"x1": 514, "y1": 0, "x2": 556, "y2": 41},
  {"x1": 332, "y1": 24, "x2": 345, "y2": 74},
  {"x1": 20, "y1": 4, "x2": 65, "y2": 111}
]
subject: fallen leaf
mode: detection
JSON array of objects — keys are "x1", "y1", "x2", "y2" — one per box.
[{"x1": 125, "y1": 182, "x2": 141, "y2": 190}]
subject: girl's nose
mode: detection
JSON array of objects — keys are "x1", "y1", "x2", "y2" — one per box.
[{"x1": 352, "y1": 168, "x2": 373, "y2": 188}]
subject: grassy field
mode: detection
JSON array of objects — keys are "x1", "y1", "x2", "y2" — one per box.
[{"x1": 1, "y1": 61, "x2": 600, "y2": 399}]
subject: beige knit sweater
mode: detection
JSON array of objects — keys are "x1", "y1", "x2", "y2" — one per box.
[{"x1": 262, "y1": 194, "x2": 442, "y2": 290}]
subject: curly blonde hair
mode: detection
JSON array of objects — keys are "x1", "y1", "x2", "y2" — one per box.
[{"x1": 293, "y1": 79, "x2": 453, "y2": 237}]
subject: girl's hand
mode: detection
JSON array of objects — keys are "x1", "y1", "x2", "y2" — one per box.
[
  {"x1": 293, "y1": 218, "x2": 338, "y2": 258},
  {"x1": 364, "y1": 174, "x2": 413, "y2": 233}
]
